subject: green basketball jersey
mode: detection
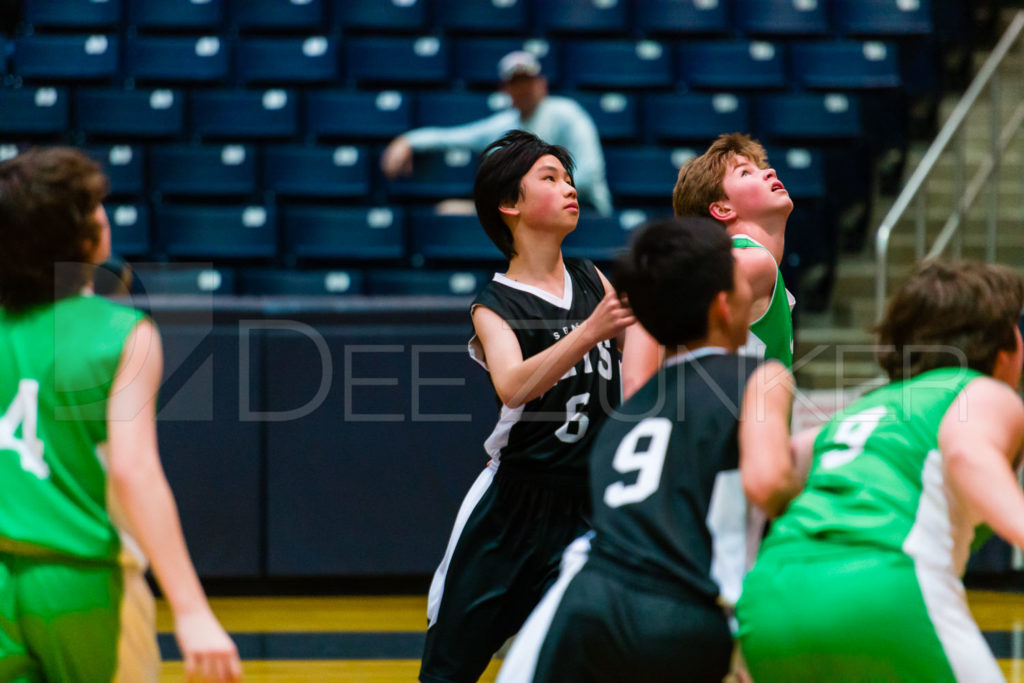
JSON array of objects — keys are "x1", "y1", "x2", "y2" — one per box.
[
  {"x1": 761, "y1": 367, "x2": 983, "y2": 574},
  {"x1": 732, "y1": 234, "x2": 794, "y2": 368},
  {"x1": 0, "y1": 295, "x2": 145, "y2": 565}
]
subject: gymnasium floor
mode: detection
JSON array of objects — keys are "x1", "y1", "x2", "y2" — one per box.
[{"x1": 156, "y1": 590, "x2": 1024, "y2": 682}]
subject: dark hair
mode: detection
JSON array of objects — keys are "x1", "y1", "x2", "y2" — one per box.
[
  {"x1": 0, "y1": 147, "x2": 108, "y2": 313},
  {"x1": 614, "y1": 216, "x2": 734, "y2": 347},
  {"x1": 473, "y1": 130, "x2": 575, "y2": 260},
  {"x1": 876, "y1": 260, "x2": 1024, "y2": 381},
  {"x1": 673, "y1": 132, "x2": 768, "y2": 218}
]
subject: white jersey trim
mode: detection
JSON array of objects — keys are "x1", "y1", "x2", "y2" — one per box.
[
  {"x1": 496, "y1": 532, "x2": 593, "y2": 683},
  {"x1": 904, "y1": 448, "x2": 1001, "y2": 681},
  {"x1": 427, "y1": 461, "x2": 499, "y2": 628},
  {"x1": 483, "y1": 403, "x2": 524, "y2": 460},
  {"x1": 492, "y1": 265, "x2": 574, "y2": 311}
]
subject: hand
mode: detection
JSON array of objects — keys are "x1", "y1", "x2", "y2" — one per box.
[
  {"x1": 584, "y1": 292, "x2": 635, "y2": 346},
  {"x1": 380, "y1": 137, "x2": 413, "y2": 178},
  {"x1": 175, "y1": 609, "x2": 242, "y2": 682}
]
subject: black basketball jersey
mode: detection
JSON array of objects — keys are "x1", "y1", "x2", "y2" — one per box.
[
  {"x1": 469, "y1": 258, "x2": 622, "y2": 475},
  {"x1": 587, "y1": 349, "x2": 759, "y2": 601}
]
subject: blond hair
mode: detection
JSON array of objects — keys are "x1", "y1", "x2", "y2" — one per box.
[{"x1": 672, "y1": 133, "x2": 768, "y2": 218}]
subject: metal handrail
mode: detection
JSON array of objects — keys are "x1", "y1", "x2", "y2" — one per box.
[{"x1": 874, "y1": 10, "x2": 1024, "y2": 319}]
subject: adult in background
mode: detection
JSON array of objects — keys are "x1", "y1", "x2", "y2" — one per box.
[{"x1": 381, "y1": 50, "x2": 613, "y2": 216}]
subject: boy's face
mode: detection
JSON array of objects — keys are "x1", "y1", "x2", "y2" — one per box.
[
  {"x1": 512, "y1": 154, "x2": 579, "y2": 232},
  {"x1": 88, "y1": 204, "x2": 112, "y2": 265},
  {"x1": 718, "y1": 154, "x2": 793, "y2": 222}
]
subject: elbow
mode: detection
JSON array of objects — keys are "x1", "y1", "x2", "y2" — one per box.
[{"x1": 744, "y1": 471, "x2": 800, "y2": 519}]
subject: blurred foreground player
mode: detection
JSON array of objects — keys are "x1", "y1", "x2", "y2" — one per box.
[{"x1": 0, "y1": 147, "x2": 241, "y2": 682}]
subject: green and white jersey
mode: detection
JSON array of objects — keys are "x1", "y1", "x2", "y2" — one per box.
[
  {"x1": 732, "y1": 234, "x2": 794, "y2": 368},
  {"x1": 0, "y1": 295, "x2": 145, "y2": 566},
  {"x1": 762, "y1": 367, "x2": 983, "y2": 576}
]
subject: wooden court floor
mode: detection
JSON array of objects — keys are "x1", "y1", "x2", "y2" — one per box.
[{"x1": 155, "y1": 590, "x2": 1024, "y2": 682}]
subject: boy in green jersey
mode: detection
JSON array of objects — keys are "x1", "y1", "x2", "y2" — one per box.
[
  {"x1": 622, "y1": 133, "x2": 794, "y2": 397},
  {"x1": 0, "y1": 148, "x2": 241, "y2": 682},
  {"x1": 737, "y1": 260, "x2": 1024, "y2": 682}
]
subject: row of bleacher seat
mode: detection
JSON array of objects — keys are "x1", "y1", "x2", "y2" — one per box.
[
  {"x1": 18, "y1": 0, "x2": 938, "y2": 39},
  {"x1": 106, "y1": 203, "x2": 656, "y2": 264},
  {"x1": 14, "y1": 140, "x2": 823, "y2": 202},
  {"x1": 1, "y1": 86, "x2": 864, "y2": 144},
  {"x1": 3, "y1": 34, "x2": 905, "y2": 90}
]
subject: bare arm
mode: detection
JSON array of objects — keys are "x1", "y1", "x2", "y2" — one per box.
[
  {"x1": 940, "y1": 377, "x2": 1024, "y2": 548},
  {"x1": 107, "y1": 320, "x2": 241, "y2": 682},
  {"x1": 620, "y1": 325, "x2": 661, "y2": 401},
  {"x1": 474, "y1": 292, "x2": 634, "y2": 408},
  {"x1": 733, "y1": 246, "x2": 778, "y2": 324},
  {"x1": 739, "y1": 361, "x2": 802, "y2": 517}
]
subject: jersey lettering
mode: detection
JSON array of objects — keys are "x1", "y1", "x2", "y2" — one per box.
[
  {"x1": 603, "y1": 417, "x2": 672, "y2": 507},
  {"x1": 0, "y1": 379, "x2": 49, "y2": 479}
]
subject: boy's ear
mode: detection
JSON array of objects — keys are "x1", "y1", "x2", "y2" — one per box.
[
  {"x1": 708, "y1": 200, "x2": 734, "y2": 222},
  {"x1": 498, "y1": 200, "x2": 520, "y2": 217}
]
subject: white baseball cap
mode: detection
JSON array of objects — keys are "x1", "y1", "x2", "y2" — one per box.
[{"x1": 498, "y1": 50, "x2": 542, "y2": 82}]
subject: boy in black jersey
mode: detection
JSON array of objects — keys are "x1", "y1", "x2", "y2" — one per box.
[
  {"x1": 419, "y1": 130, "x2": 635, "y2": 683},
  {"x1": 496, "y1": 216, "x2": 800, "y2": 683}
]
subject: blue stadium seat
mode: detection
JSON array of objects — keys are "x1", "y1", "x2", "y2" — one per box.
[
  {"x1": 237, "y1": 37, "x2": 339, "y2": 84},
  {"x1": 131, "y1": 265, "x2": 237, "y2": 295},
  {"x1": 240, "y1": 269, "x2": 365, "y2": 296},
  {"x1": 24, "y1": 0, "x2": 122, "y2": 29},
  {"x1": 435, "y1": 2, "x2": 528, "y2": 34},
  {"x1": 386, "y1": 150, "x2": 477, "y2": 200},
  {"x1": 0, "y1": 87, "x2": 68, "y2": 135},
  {"x1": 634, "y1": 0, "x2": 730, "y2": 36},
  {"x1": 562, "y1": 210, "x2": 653, "y2": 262},
  {"x1": 13, "y1": 35, "x2": 119, "y2": 81},
  {"x1": 263, "y1": 145, "x2": 370, "y2": 198},
  {"x1": 563, "y1": 40, "x2": 673, "y2": 89},
  {"x1": 573, "y1": 92, "x2": 638, "y2": 142},
  {"x1": 366, "y1": 269, "x2": 489, "y2": 296},
  {"x1": 305, "y1": 90, "x2": 412, "y2": 140},
  {"x1": 644, "y1": 93, "x2": 750, "y2": 144},
  {"x1": 334, "y1": 0, "x2": 429, "y2": 32},
  {"x1": 454, "y1": 39, "x2": 558, "y2": 87},
  {"x1": 108, "y1": 203, "x2": 151, "y2": 257},
  {"x1": 791, "y1": 41, "x2": 901, "y2": 89},
  {"x1": 679, "y1": 41, "x2": 787, "y2": 90},
  {"x1": 408, "y1": 210, "x2": 503, "y2": 264},
  {"x1": 150, "y1": 145, "x2": 258, "y2": 197},
  {"x1": 763, "y1": 147, "x2": 825, "y2": 199},
  {"x1": 834, "y1": 0, "x2": 932, "y2": 37},
  {"x1": 414, "y1": 91, "x2": 511, "y2": 128},
  {"x1": 282, "y1": 206, "x2": 406, "y2": 261},
  {"x1": 229, "y1": 0, "x2": 326, "y2": 31},
  {"x1": 157, "y1": 204, "x2": 277, "y2": 259},
  {"x1": 756, "y1": 93, "x2": 863, "y2": 141},
  {"x1": 533, "y1": 0, "x2": 628, "y2": 35},
  {"x1": 734, "y1": 0, "x2": 830, "y2": 36},
  {"x1": 124, "y1": 36, "x2": 229, "y2": 84},
  {"x1": 604, "y1": 147, "x2": 693, "y2": 200},
  {"x1": 346, "y1": 37, "x2": 449, "y2": 86},
  {"x1": 76, "y1": 88, "x2": 184, "y2": 138},
  {"x1": 127, "y1": 0, "x2": 224, "y2": 30},
  {"x1": 191, "y1": 89, "x2": 298, "y2": 139},
  {"x1": 86, "y1": 145, "x2": 145, "y2": 196}
]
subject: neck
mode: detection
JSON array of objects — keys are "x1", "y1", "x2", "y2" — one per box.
[
  {"x1": 664, "y1": 328, "x2": 735, "y2": 362},
  {"x1": 506, "y1": 234, "x2": 565, "y2": 291},
  {"x1": 729, "y1": 217, "x2": 785, "y2": 265}
]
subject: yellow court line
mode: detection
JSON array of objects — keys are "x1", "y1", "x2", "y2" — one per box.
[
  {"x1": 159, "y1": 659, "x2": 501, "y2": 683},
  {"x1": 971, "y1": 590, "x2": 1024, "y2": 631},
  {"x1": 156, "y1": 596, "x2": 428, "y2": 632}
]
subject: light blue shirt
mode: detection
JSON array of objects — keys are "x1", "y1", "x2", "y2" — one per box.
[{"x1": 404, "y1": 95, "x2": 613, "y2": 216}]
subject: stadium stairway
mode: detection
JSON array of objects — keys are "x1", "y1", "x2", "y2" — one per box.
[{"x1": 794, "y1": 15, "x2": 1024, "y2": 391}]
